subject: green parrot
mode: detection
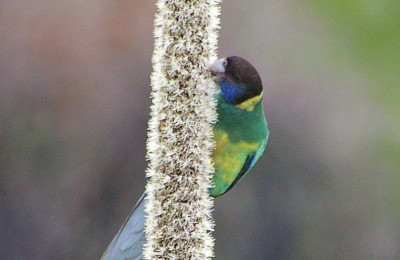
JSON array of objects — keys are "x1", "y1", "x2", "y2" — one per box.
[{"x1": 102, "y1": 56, "x2": 269, "y2": 259}]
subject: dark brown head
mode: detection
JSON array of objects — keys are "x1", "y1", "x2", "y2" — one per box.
[{"x1": 210, "y1": 56, "x2": 263, "y2": 105}]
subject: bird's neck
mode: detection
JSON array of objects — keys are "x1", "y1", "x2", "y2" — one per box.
[
  {"x1": 215, "y1": 93, "x2": 267, "y2": 143},
  {"x1": 235, "y1": 92, "x2": 263, "y2": 111},
  {"x1": 215, "y1": 91, "x2": 264, "y2": 114},
  {"x1": 219, "y1": 80, "x2": 246, "y2": 104}
]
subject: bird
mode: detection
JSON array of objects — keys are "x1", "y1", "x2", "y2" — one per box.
[{"x1": 102, "y1": 56, "x2": 269, "y2": 259}]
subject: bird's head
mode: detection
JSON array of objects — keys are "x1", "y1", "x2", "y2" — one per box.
[{"x1": 210, "y1": 56, "x2": 263, "y2": 105}]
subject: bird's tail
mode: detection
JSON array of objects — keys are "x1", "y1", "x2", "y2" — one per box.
[{"x1": 101, "y1": 193, "x2": 145, "y2": 260}]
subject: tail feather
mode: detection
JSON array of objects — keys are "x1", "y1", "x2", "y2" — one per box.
[{"x1": 102, "y1": 193, "x2": 145, "y2": 260}]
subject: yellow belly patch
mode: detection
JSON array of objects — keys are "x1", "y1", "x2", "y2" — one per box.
[{"x1": 211, "y1": 129, "x2": 260, "y2": 196}]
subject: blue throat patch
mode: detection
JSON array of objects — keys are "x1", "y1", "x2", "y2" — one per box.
[{"x1": 220, "y1": 79, "x2": 245, "y2": 104}]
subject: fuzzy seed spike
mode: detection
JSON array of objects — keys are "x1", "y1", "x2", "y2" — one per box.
[{"x1": 144, "y1": 0, "x2": 220, "y2": 259}]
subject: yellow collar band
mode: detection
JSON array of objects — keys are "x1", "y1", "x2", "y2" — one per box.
[{"x1": 235, "y1": 92, "x2": 263, "y2": 111}]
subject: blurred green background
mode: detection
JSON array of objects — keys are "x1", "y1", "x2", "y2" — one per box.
[{"x1": 1, "y1": 1, "x2": 399, "y2": 259}]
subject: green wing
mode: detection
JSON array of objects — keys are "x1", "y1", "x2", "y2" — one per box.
[{"x1": 210, "y1": 129, "x2": 267, "y2": 197}]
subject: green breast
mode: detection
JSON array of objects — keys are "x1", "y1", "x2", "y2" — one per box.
[
  {"x1": 215, "y1": 94, "x2": 268, "y2": 143},
  {"x1": 210, "y1": 94, "x2": 269, "y2": 197}
]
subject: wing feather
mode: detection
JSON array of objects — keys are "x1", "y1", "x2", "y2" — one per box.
[
  {"x1": 224, "y1": 152, "x2": 256, "y2": 194},
  {"x1": 102, "y1": 193, "x2": 145, "y2": 260}
]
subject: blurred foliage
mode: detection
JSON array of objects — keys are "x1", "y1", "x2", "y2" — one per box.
[
  {"x1": 309, "y1": 0, "x2": 400, "y2": 104},
  {"x1": 309, "y1": 0, "x2": 400, "y2": 225}
]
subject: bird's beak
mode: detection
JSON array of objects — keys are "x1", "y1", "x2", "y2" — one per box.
[{"x1": 210, "y1": 58, "x2": 226, "y2": 77}]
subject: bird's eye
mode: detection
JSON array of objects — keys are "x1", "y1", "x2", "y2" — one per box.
[
  {"x1": 234, "y1": 75, "x2": 241, "y2": 81},
  {"x1": 222, "y1": 60, "x2": 227, "y2": 67}
]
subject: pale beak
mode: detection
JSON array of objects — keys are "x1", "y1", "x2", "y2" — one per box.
[{"x1": 210, "y1": 58, "x2": 226, "y2": 76}]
